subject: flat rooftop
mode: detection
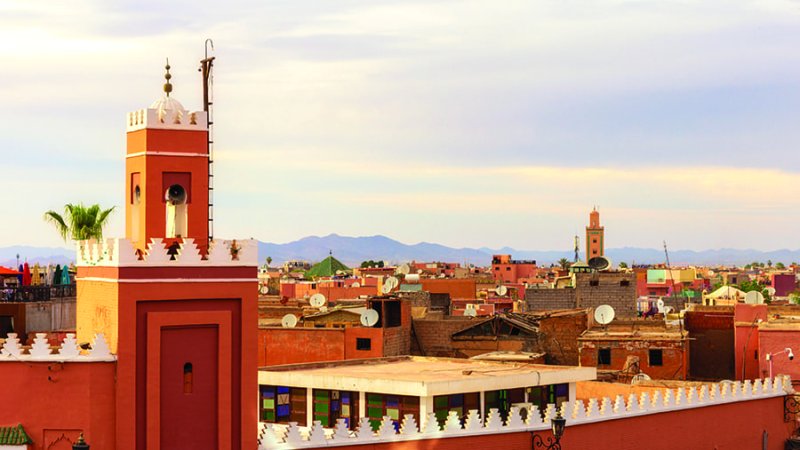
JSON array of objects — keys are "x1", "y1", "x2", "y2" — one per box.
[{"x1": 258, "y1": 356, "x2": 596, "y2": 397}]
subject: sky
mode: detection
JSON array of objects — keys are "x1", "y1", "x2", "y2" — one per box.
[{"x1": 1, "y1": 0, "x2": 800, "y2": 252}]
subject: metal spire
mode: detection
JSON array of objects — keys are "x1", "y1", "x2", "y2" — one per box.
[{"x1": 163, "y1": 58, "x2": 173, "y2": 97}]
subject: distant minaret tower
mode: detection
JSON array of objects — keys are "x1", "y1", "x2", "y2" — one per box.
[
  {"x1": 125, "y1": 59, "x2": 210, "y2": 254},
  {"x1": 586, "y1": 206, "x2": 604, "y2": 260}
]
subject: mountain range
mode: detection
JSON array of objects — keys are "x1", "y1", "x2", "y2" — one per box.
[{"x1": 3, "y1": 235, "x2": 800, "y2": 268}]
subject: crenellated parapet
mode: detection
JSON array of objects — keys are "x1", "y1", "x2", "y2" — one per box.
[
  {"x1": 257, "y1": 376, "x2": 793, "y2": 449},
  {"x1": 76, "y1": 238, "x2": 257, "y2": 267},
  {"x1": 0, "y1": 333, "x2": 115, "y2": 362},
  {"x1": 126, "y1": 106, "x2": 208, "y2": 132}
]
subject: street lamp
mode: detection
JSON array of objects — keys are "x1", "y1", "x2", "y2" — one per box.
[
  {"x1": 766, "y1": 347, "x2": 795, "y2": 379},
  {"x1": 532, "y1": 410, "x2": 567, "y2": 449},
  {"x1": 72, "y1": 433, "x2": 89, "y2": 450}
]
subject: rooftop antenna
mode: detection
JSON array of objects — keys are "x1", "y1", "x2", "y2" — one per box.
[
  {"x1": 199, "y1": 39, "x2": 215, "y2": 245},
  {"x1": 573, "y1": 235, "x2": 580, "y2": 263}
]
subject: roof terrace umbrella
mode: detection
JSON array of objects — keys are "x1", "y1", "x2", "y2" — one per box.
[
  {"x1": 32, "y1": 264, "x2": 41, "y2": 285},
  {"x1": 17, "y1": 265, "x2": 23, "y2": 285},
  {"x1": 45, "y1": 264, "x2": 52, "y2": 286},
  {"x1": 22, "y1": 263, "x2": 31, "y2": 286},
  {"x1": 53, "y1": 265, "x2": 62, "y2": 286},
  {"x1": 61, "y1": 266, "x2": 71, "y2": 285}
]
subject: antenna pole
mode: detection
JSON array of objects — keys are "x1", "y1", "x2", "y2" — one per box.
[{"x1": 200, "y1": 39, "x2": 216, "y2": 245}]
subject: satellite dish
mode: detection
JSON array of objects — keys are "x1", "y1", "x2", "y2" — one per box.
[
  {"x1": 766, "y1": 287, "x2": 776, "y2": 297},
  {"x1": 495, "y1": 285, "x2": 508, "y2": 296},
  {"x1": 352, "y1": 282, "x2": 361, "y2": 288},
  {"x1": 588, "y1": 256, "x2": 612, "y2": 271},
  {"x1": 631, "y1": 373, "x2": 652, "y2": 384},
  {"x1": 417, "y1": 269, "x2": 423, "y2": 274},
  {"x1": 281, "y1": 314, "x2": 298, "y2": 328},
  {"x1": 335, "y1": 270, "x2": 345, "y2": 276},
  {"x1": 386, "y1": 276, "x2": 399, "y2": 289},
  {"x1": 381, "y1": 283, "x2": 393, "y2": 294},
  {"x1": 594, "y1": 304, "x2": 615, "y2": 325},
  {"x1": 745, "y1": 291, "x2": 765, "y2": 305},
  {"x1": 397, "y1": 264, "x2": 411, "y2": 275},
  {"x1": 656, "y1": 299, "x2": 666, "y2": 313},
  {"x1": 319, "y1": 306, "x2": 328, "y2": 313},
  {"x1": 464, "y1": 307, "x2": 478, "y2": 317},
  {"x1": 360, "y1": 309, "x2": 379, "y2": 327},
  {"x1": 259, "y1": 285, "x2": 269, "y2": 295},
  {"x1": 310, "y1": 293, "x2": 327, "y2": 308}
]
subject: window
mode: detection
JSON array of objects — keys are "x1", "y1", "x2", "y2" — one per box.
[
  {"x1": 384, "y1": 300, "x2": 402, "y2": 327},
  {"x1": 593, "y1": 239, "x2": 597, "y2": 244},
  {"x1": 598, "y1": 348, "x2": 611, "y2": 365},
  {"x1": 506, "y1": 267, "x2": 511, "y2": 271},
  {"x1": 312, "y1": 389, "x2": 359, "y2": 428},
  {"x1": 527, "y1": 384, "x2": 569, "y2": 410},
  {"x1": 649, "y1": 349, "x2": 663, "y2": 367},
  {"x1": 620, "y1": 280, "x2": 630, "y2": 287},
  {"x1": 435, "y1": 392, "x2": 480, "y2": 426},
  {"x1": 183, "y1": 362, "x2": 193, "y2": 394},
  {"x1": 494, "y1": 267, "x2": 500, "y2": 271},
  {"x1": 260, "y1": 386, "x2": 307, "y2": 425},
  {"x1": 482, "y1": 389, "x2": 523, "y2": 423},
  {"x1": 356, "y1": 338, "x2": 372, "y2": 351},
  {"x1": 589, "y1": 280, "x2": 599, "y2": 287},
  {"x1": 366, "y1": 393, "x2": 419, "y2": 431}
]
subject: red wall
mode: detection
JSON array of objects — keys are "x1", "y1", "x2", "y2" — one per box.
[
  {"x1": 735, "y1": 304, "x2": 768, "y2": 381},
  {"x1": 258, "y1": 327, "x2": 385, "y2": 366},
  {"x1": 0, "y1": 362, "x2": 116, "y2": 450},
  {"x1": 420, "y1": 279, "x2": 476, "y2": 300},
  {"x1": 759, "y1": 329, "x2": 800, "y2": 379},
  {"x1": 329, "y1": 396, "x2": 791, "y2": 450}
]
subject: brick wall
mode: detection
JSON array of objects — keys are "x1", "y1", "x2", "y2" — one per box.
[
  {"x1": 525, "y1": 288, "x2": 576, "y2": 310},
  {"x1": 579, "y1": 337, "x2": 690, "y2": 380},
  {"x1": 411, "y1": 317, "x2": 475, "y2": 357},
  {"x1": 537, "y1": 312, "x2": 589, "y2": 365},
  {"x1": 574, "y1": 272, "x2": 637, "y2": 317},
  {"x1": 396, "y1": 290, "x2": 430, "y2": 308}
]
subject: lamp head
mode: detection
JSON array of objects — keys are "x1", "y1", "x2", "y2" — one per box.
[
  {"x1": 788, "y1": 348, "x2": 794, "y2": 360},
  {"x1": 551, "y1": 410, "x2": 566, "y2": 440}
]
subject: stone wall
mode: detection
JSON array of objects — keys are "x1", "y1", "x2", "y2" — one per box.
[
  {"x1": 537, "y1": 311, "x2": 590, "y2": 366},
  {"x1": 525, "y1": 288, "x2": 576, "y2": 311},
  {"x1": 574, "y1": 272, "x2": 637, "y2": 317},
  {"x1": 411, "y1": 317, "x2": 476, "y2": 357}
]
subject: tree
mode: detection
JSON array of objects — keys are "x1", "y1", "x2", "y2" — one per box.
[
  {"x1": 767, "y1": 259, "x2": 773, "y2": 268},
  {"x1": 618, "y1": 262, "x2": 629, "y2": 269},
  {"x1": 44, "y1": 203, "x2": 115, "y2": 242},
  {"x1": 776, "y1": 262, "x2": 785, "y2": 270},
  {"x1": 557, "y1": 258, "x2": 570, "y2": 270},
  {"x1": 265, "y1": 256, "x2": 273, "y2": 267},
  {"x1": 738, "y1": 279, "x2": 771, "y2": 302}
]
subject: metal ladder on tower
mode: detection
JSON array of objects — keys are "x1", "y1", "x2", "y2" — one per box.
[{"x1": 200, "y1": 39, "x2": 216, "y2": 244}]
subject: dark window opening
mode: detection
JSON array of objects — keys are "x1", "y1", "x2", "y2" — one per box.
[
  {"x1": 620, "y1": 280, "x2": 630, "y2": 287},
  {"x1": 183, "y1": 362, "x2": 193, "y2": 394},
  {"x1": 649, "y1": 349, "x2": 663, "y2": 366},
  {"x1": 506, "y1": 267, "x2": 511, "y2": 271},
  {"x1": 356, "y1": 338, "x2": 372, "y2": 350},
  {"x1": 598, "y1": 348, "x2": 611, "y2": 365},
  {"x1": 589, "y1": 280, "x2": 599, "y2": 287},
  {"x1": 384, "y1": 300, "x2": 402, "y2": 327}
]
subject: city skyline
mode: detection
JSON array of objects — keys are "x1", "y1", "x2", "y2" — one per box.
[{"x1": 2, "y1": 0, "x2": 800, "y2": 251}]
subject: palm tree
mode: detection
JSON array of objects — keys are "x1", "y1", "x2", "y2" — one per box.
[
  {"x1": 44, "y1": 203, "x2": 115, "y2": 242},
  {"x1": 557, "y1": 258, "x2": 571, "y2": 270}
]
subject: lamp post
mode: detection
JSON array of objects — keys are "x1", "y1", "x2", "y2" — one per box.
[
  {"x1": 72, "y1": 433, "x2": 89, "y2": 450},
  {"x1": 532, "y1": 410, "x2": 566, "y2": 449},
  {"x1": 766, "y1": 347, "x2": 795, "y2": 379}
]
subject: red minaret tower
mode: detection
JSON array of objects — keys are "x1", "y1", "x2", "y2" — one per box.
[
  {"x1": 76, "y1": 60, "x2": 257, "y2": 450},
  {"x1": 586, "y1": 207, "x2": 604, "y2": 260},
  {"x1": 126, "y1": 60, "x2": 210, "y2": 255}
]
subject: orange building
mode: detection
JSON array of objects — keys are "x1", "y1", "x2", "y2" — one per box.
[{"x1": 585, "y1": 207, "x2": 604, "y2": 261}]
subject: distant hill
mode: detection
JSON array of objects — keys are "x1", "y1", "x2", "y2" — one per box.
[
  {"x1": 0, "y1": 245, "x2": 73, "y2": 268},
  {"x1": 258, "y1": 234, "x2": 800, "y2": 267},
  {"x1": 4, "y1": 237, "x2": 800, "y2": 268}
]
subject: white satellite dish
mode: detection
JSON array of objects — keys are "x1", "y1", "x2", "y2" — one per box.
[
  {"x1": 360, "y1": 309, "x2": 379, "y2": 327},
  {"x1": 594, "y1": 304, "x2": 615, "y2": 325},
  {"x1": 417, "y1": 269, "x2": 423, "y2": 274},
  {"x1": 495, "y1": 285, "x2": 508, "y2": 296},
  {"x1": 631, "y1": 373, "x2": 652, "y2": 384},
  {"x1": 310, "y1": 293, "x2": 327, "y2": 308},
  {"x1": 464, "y1": 307, "x2": 478, "y2": 317},
  {"x1": 319, "y1": 306, "x2": 328, "y2": 313},
  {"x1": 397, "y1": 264, "x2": 411, "y2": 275},
  {"x1": 745, "y1": 291, "x2": 765, "y2": 305},
  {"x1": 386, "y1": 276, "x2": 399, "y2": 289},
  {"x1": 657, "y1": 299, "x2": 666, "y2": 313},
  {"x1": 766, "y1": 287, "x2": 776, "y2": 297},
  {"x1": 281, "y1": 314, "x2": 298, "y2": 328},
  {"x1": 381, "y1": 283, "x2": 393, "y2": 294},
  {"x1": 352, "y1": 282, "x2": 361, "y2": 288},
  {"x1": 259, "y1": 285, "x2": 269, "y2": 295}
]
